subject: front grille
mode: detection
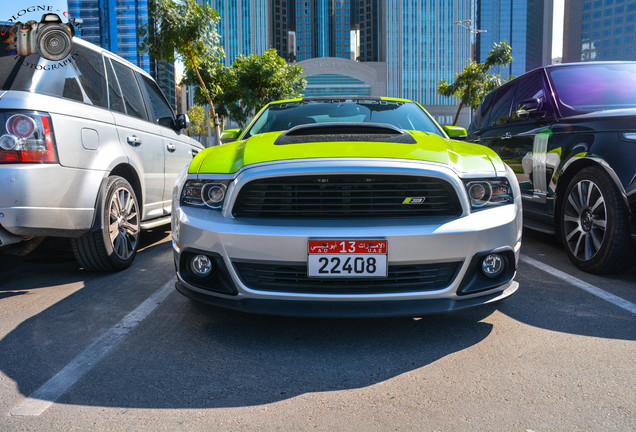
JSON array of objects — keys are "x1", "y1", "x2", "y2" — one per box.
[
  {"x1": 233, "y1": 261, "x2": 462, "y2": 295},
  {"x1": 232, "y1": 175, "x2": 462, "y2": 218}
]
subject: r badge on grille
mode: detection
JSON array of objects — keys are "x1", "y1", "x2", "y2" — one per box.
[{"x1": 402, "y1": 197, "x2": 427, "y2": 205}]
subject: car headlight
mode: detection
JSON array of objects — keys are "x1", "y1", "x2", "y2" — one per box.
[
  {"x1": 180, "y1": 179, "x2": 230, "y2": 209},
  {"x1": 463, "y1": 178, "x2": 513, "y2": 209}
]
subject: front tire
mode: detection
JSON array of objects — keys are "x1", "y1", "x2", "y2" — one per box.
[
  {"x1": 72, "y1": 176, "x2": 140, "y2": 271},
  {"x1": 559, "y1": 166, "x2": 633, "y2": 274}
]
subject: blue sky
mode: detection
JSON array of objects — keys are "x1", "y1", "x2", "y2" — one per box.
[{"x1": 1, "y1": 1, "x2": 69, "y2": 23}]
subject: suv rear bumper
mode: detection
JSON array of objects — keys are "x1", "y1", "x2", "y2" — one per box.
[{"x1": 0, "y1": 164, "x2": 105, "y2": 238}]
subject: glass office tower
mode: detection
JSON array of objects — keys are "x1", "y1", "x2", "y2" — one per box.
[
  {"x1": 67, "y1": 0, "x2": 176, "y2": 109},
  {"x1": 564, "y1": 0, "x2": 636, "y2": 62},
  {"x1": 386, "y1": 0, "x2": 471, "y2": 107},
  {"x1": 476, "y1": 0, "x2": 552, "y2": 78},
  {"x1": 208, "y1": 0, "x2": 269, "y2": 64},
  {"x1": 293, "y1": 0, "x2": 354, "y2": 60}
]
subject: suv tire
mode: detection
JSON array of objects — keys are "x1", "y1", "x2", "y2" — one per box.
[
  {"x1": 72, "y1": 176, "x2": 140, "y2": 271},
  {"x1": 560, "y1": 166, "x2": 633, "y2": 274}
]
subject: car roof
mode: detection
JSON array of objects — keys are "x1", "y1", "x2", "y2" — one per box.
[
  {"x1": 544, "y1": 60, "x2": 636, "y2": 69},
  {"x1": 494, "y1": 60, "x2": 636, "y2": 90},
  {"x1": 269, "y1": 96, "x2": 415, "y2": 105}
]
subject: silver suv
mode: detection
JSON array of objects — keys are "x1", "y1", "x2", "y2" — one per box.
[{"x1": 0, "y1": 33, "x2": 203, "y2": 271}]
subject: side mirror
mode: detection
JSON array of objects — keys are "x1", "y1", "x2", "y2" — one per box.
[
  {"x1": 221, "y1": 128, "x2": 242, "y2": 143},
  {"x1": 176, "y1": 113, "x2": 190, "y2": 130},
  {"x1": 443, "y1": 125, "x2": 467, "y2": 140},
  {"x1": 515, "y1": 98, "x2": 544, "y2": 119}
]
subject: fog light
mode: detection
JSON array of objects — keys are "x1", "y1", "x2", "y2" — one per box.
[
  {"x1": 482, "y1": 254, "x2": 505, "y2": 278},
  {"x1": 190, "y1": 254, "x2": 213, "y2": 277}
]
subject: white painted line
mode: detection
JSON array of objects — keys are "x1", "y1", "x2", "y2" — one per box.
[
  {"x1": 521, "y1": 255, "x2": 636, "y2": 315},
  {"x1": 10, "y1": 277, "x2": 176, "y2": 417}
]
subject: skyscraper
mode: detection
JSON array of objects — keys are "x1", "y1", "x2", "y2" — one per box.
[
  {"x1": 358, "y1": 0, "x2": 385, "y2": 61},
  {"x1": 386, "y1": 0, "x2": 471, "y2": 123},
  {"x1": 563, "y1": 0, "x2": 636, "y2": 62},
  {"x1": 292, "y1": 0, "x2": 355, "y2": 60},
  {"x1": 68, "y1": 0, "x2": 176, "y2": 109},
  {"x1": 207, "y1": 0, "x2": 269, "y2": 64},
  {"x1": 476, "y1": 0, "x2": 553, "y2": 77}
]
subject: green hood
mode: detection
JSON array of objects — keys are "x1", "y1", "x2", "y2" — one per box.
[{"x1": 190, "y1": 130, "x2": 505, "y2": 175}]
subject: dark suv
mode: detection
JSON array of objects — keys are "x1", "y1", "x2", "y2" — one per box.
[{"x1": 467, "y1": 62, "x2": 635, "y2": 274}]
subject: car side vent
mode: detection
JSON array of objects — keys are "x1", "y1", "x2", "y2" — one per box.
[{"x1": 274, "y1": 122, "x2": 417, "y2": 145}]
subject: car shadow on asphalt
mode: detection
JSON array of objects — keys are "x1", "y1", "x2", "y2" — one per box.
[
  {"x1": 54, "y1": 300, "x2": 499, "y2": 409},
  {"x1": 0, "y1": 244, "x2": 498, "y2": 410}
]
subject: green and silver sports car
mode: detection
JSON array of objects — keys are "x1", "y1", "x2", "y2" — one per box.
[{"x1": 171, "y1": 97, "x2": 522, "y2": 317}]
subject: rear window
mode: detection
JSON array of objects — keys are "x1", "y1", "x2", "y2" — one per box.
[
  {"x1": 0, "y1": 32, "x2": 107, "y2": 109},
  {"x1": 548, "y1": 63, "x2": 636, "y2": 115}
]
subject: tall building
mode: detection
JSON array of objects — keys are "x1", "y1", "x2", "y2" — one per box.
[
  {"x1": 563, "y1": 0, "x2": 636, "y2": 62},
  {"x1": 68, "y1": 0, "x2": 176, "y2": 109},
  {"x1": 358, "y1": 0, "x2": 385, "y2": 61},
  {"x1": 208, "y1": 0, "x2": 269, "y2": 64},
  {"x1": 271, "y1": 0, "x2": 293, "y2": 58},
  {"x1": 292, "y1": 0, "x2": 354, "y2": 60},
  {"x1": 386, "y1": 0, "x2": 472, "y2": 124},
  {"x1": 476, "y1": 0, "x2": 553, "y2": 78}
]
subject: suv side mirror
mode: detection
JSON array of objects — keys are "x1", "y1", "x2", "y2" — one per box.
[
  {"x1": 221, "y1": 128, "x2": 242, "y2": 143},
  {"x1": 443, "y1": 125, "x2": 467, "y2": 140},
  {"x1": 515, "y1": 98, "x2": 545, "y2": 119},
  {"x1": 176, "y1": 113, "x2": 190, "y2": 130}
]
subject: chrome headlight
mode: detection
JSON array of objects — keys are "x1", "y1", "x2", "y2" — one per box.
[
  {"x1": 463, "y1": 178, "x2": 513, "y2": 209},
  {"x1": 180, "y1": 179, "x2": 230, "y2": 209}
]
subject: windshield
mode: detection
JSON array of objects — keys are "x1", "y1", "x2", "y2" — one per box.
[
  {"x1": 243, "y1": 99, "x2": 444, "y2": 138},
  {"x1": 548, "y1": 63, "x2": 636, "y2": 115}
]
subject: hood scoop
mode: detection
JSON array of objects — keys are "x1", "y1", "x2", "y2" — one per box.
[{"x1": 274, "y1": 122, "x2": 417, "y2": 145}]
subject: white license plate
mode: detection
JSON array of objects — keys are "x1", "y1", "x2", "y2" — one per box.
[{"x1": 308, "y1": 240, "x2": 387, "y2": 278}]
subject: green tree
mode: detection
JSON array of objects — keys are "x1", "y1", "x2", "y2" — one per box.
[
  {"x1": 140, "y1": 0, "x2": 224, "y2": 145},
  {"x1": 226, "y1": 49, "x2": 306, "y2": 128},
  {"x1": 184, "y1": 105, "x2": 209, "y2": 141},
  {"x1": 438, "y1": 41, "x2": 513, "y2": 125}
]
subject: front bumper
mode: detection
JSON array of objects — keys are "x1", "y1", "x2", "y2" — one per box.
[
  {"x1": 176, "y1": 279, "x2": 519, "y2": 317},
  {"x1": 172, "y1": 159, "x2": 523, "y2": 317},
  {"x1": 174, "y1": 202, "x2": 522, "y2": 317}
]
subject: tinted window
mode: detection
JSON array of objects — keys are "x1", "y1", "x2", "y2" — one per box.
[
  {"x1": 72, "y1": 45, "x2": 107, "y2": 108},
  {"x1": 244, "y1": 100, "x2": 444, "y2": 138},
  {"x1": 0, "y1": 37, "x2": 107, "y2": 109},
  {"x1": 509, "y1": 71, "x2": 547, "y2": 122},
  {"x1": 138, "y1": 74, "x2": 174, "y2": 125},
  {"x1": 548, "y1": 63, "x2": 636, "y2": 115},
  {"x1": 485, "y1": 83, "x2": 516, "y2": 127},
  {"x1": 111, "y1": 60, "x2": 147, "y2": 120},
  {"x1": 105, "y1": 58, "x2": 125, "y2": 114},
  {"x1": 469, "y1": 91, "x2": 495, "y2": 132}
]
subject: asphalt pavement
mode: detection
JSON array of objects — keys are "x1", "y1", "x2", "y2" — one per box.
[{"x1": 0, "y1": 227, "x2": 634, "y2": 431}]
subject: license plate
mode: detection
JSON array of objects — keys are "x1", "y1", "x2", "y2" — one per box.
[{"x1": 308, "y1": 239, "x2": 387, "y2": 278}]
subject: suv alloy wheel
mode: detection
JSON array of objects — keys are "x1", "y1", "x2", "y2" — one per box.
[{"x1": 71, "y1": 176, "x2": 140, "y2": 271}]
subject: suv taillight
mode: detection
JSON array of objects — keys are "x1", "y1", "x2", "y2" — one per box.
[{"x1": 0, "y1": 112, "x2": 58, "y2": 163}]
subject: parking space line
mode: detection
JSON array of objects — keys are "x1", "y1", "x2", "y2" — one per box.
[
  {"x1": 10, "y1": 277, "x2": 177, "y2": 417},
  {"x1": 521, "y1": 255, "x2": 636, "y2": 315}
]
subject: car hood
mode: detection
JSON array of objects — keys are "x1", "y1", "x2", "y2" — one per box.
[{"x1": 190, "y1": 129, "x2": 505, "y2": 175}]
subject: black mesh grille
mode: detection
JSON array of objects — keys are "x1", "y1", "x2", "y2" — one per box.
[
  {"x1": 232, "y1": 175, "x2": 462, "y2": 218},
  {"x1": 233, "y1": 261, "x2": 462, "y2": 295}
]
